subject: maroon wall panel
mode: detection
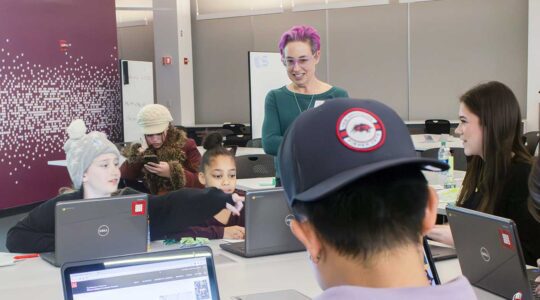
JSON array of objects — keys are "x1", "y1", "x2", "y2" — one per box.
[{"x1": 0, "y1": 0, "x2": 123, "y2": 210}]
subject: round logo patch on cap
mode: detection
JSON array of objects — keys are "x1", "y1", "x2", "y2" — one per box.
[{"x1": 336, "y1": 108, "x2": 386, "y2": 152}]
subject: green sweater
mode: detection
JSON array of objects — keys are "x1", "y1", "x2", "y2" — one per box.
[{"x1": 262, "y1": 85, "x2": 349, "y2": 177}]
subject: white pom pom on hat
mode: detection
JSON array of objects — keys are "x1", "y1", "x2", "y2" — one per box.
[
  {"x1": 63, "y1": 119, "x2": 124, "y2": 189},
  {"x1": 66, "y1": 119, "x2": 87, "y2": 140}
]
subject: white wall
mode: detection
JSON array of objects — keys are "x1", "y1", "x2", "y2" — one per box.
[
  {"x1": 117, "y1": 1, "x2": 531, "y2": 126},
  {"x1": 527, "y1": 0, "x2": 540, "y2": 132},
  {"x1": 153, "y1": 0, "x2": 195, "y2": 125}
]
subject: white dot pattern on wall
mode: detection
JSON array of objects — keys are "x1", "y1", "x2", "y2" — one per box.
[{"x1": 0, "y1": 37, "x2": 122, "y2": 186}]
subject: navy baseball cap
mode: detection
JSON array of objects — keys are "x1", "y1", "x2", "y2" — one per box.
[{"x1": 278, "y1": 98, "x2": 449, "y2": 206}]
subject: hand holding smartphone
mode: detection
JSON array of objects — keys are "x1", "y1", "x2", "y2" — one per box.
[{"x1": 143, "y1": 154, "x2": 159, "y2": 164}]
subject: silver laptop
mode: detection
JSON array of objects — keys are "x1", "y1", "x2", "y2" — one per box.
[
  {"x1": 220, "y1": 188, "x2": 304, "y2": 257},
  {"x1": 61, "y1": 246, "x2": 219, "y2": 300},
  {"x1": 41, "y1": 194, "x2": 149, "y2": 267},
  {"x1": 447, "y1": 206, "x2": 540, "y2": 300}
]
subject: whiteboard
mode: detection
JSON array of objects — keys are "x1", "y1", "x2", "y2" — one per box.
[
  {"x1": 120, "y1": 60, "x2": 154, "y2": 143},
  {"x1": 249, "y1": 52, "x2": 291, "y2": 139}
]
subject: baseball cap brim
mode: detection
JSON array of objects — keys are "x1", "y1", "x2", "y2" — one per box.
[{"x1": 293, "y1": 156, "x2": 449, "y2": 203}]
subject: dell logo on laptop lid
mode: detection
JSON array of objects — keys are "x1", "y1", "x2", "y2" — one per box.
[
  {"x1": 480, "y1": 246, "x2": 491, "y2": 262},
  {"x1": 97, "y1": 225, "x2": 110, "y2": 237}
]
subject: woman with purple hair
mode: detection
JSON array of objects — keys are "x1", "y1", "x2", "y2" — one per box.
[{"x1": 262, "y1": 25, "x2": 348, "y2": 183}]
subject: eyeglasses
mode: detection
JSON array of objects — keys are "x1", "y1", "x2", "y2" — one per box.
[{"x1": 282, "y1": 56, "x2": 314, "y2": 68}]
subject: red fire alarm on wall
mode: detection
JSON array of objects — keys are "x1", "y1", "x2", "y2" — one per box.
[
  {"x1": 59, "y1": 40, "x2": 71, "y2": 52},
  {"x1": 162, "y1": 56, "x2": 172, "y2": 65},
  {"x1": 184, "y1": 57, "x2": 189, "y2": 65}
]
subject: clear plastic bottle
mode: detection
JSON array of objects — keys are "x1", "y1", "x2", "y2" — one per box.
[{"x1": 438, "y1": 141, "x2": 455, "y2": 188}]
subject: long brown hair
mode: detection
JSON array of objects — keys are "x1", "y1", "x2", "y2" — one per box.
[{"x1": 456, "y1": 81, "x2": 532, "y2": 214}]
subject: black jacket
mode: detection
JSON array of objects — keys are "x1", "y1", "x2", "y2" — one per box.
[
  {"x1": 463, "y1": 161, "x2": 540, "y2": 265},
  {"x1": 6, "y1": 187, "x2": 236, "y2": 253}
]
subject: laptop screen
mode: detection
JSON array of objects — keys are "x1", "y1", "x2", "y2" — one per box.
[{"x1": 62, "y1": 247, "x2": 219, "y2": 300}]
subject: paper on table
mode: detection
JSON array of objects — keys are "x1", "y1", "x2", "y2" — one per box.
[
  {"x1": 0, "y1": 252, "x2": 15, "y2": 267},
  {"x1": 437, "y1": 187, "x2": 460, "y2": 205}
]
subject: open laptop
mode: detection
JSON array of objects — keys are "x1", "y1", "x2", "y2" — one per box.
[
  {"x1": 61, "y1": 246, "x2": 219, "y2": 300},
  {"x1": 429, "y1": 243, "x2": 457, "y2": 261},
  {"x1": 220, "y1": 188, "x2": 304, "y2": 257},
  {"x1": 41, "y1": 194, "x2": 149, "y2": 267},
  {"x1": 447, "y1": 206, "x2": 540, "y2": 299},
  {"x1": 423, "y1": 237, "x2": 441, "y2": 286}
]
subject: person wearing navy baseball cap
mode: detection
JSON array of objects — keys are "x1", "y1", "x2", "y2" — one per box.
[{"x1": 278, "y1": 99, "x2": 476, "y2": 299}]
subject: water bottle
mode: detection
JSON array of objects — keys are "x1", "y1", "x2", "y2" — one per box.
[{"x1": 438, "y1": 141, "x2": 455, "y2": 188}]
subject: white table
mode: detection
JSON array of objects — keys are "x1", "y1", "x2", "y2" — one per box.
[
  {"x1": 47, "y1": 147, "x2": 268, "y2": 168},
  {"x1": 236, "y1": 177, "x2": 276, "y2": 190},
  {"x1": 184, "y1": 123, "x2": 250, "y2": 128},
  {"x1": 197, "y1": 146, "x2": 265, "y2": 157},
  {"x1": 237, "y1": 170, "x2": 466, "y2": 215},
  {"x1": 47, "y1": 160, "x2": 67, "y2": 167},
  {"x1": 0, "y1": 240, "x2": 502, "y2": 300},
  {"x1": 411, "y1": 134, "x2": 463, "y2": 151},
  {"x1": 48, "y1": 134, "x2": 458, "y2": 167},
  {"x1": 423, "y1": 170, "x2": 465, "y2": 215}
]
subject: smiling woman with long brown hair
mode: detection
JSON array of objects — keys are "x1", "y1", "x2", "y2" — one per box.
[
  {"x1": 456, "y1": 81, "x2": 531, "y2": 213},
  {"x1": 429, "y1": 81, "x2": 540, "y2": 265}
]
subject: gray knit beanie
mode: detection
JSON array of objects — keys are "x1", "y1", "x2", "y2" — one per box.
[{"x1": 63, "y1": 119, "x2": 125, "y2": 189}]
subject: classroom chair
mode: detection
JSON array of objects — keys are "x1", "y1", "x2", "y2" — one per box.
[
  {"x1": 420, "y1": 147, "x2": 468, "y2": 171},
  {"x1": 224, "y1": 134, "x2": 251, "y2": 147},
  {"x1": 425, "y1": 119, "x2": 451, "y2": 134},
  {"x1": 235, "y1": 154, "x2": 275, "y2": 179},
  {"x1": 522, "y1": 131, "x2": 540, "y2": 156},
  {"x1": 222, "y1": 123, "x2": 246, "y2": 135},
  {"x1": 246, "y1": 138, "x2": 262, "y2": 148}
]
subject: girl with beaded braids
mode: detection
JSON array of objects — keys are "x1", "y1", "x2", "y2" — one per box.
[
  {"x1": 262, "y1": 25, "x2": 348, "y2": 183},
  {"x1": 6, "y1": 120, "x2": 243, "y2": 253}
]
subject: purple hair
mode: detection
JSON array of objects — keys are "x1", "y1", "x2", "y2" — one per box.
[{"x1": 278, "y1": 25, "x2": 321, "y2": 56}]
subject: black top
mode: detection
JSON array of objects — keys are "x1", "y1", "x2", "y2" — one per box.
[
  {"x1": 5, "y1": 187, "x2": 235, "y2": 253},
  {"x1": 462, "y1": 161, "x2": 540, "y2": 265}
]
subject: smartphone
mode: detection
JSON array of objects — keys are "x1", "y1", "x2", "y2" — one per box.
[{"x1": 143, "y1": 154, "x2": 159, "y2": 164}]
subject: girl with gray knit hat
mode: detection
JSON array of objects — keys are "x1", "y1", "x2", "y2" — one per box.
[
  {"x1": 63, "y1": 119, "x2": 124, "y2": 198},
  {"x1": 6, "y1": 120, "x2": 243, "y2": 253}
]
